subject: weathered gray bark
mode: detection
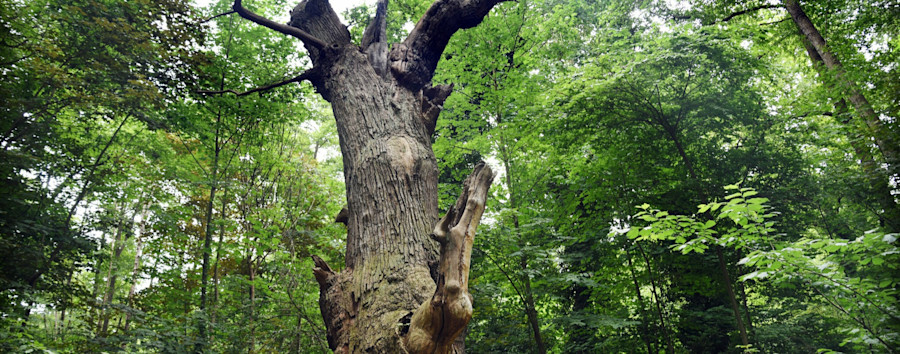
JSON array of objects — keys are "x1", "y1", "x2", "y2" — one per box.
[{"x1": 227, "y1": 0, "x2": 504, "y2": 351}]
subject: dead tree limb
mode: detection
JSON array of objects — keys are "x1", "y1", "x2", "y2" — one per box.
[
  {"x1": 200, "y1": 10, "x2": 236, "y2": 24},
  {"x1": 403, "y1": 163, "x2": 494, "y2": 354}
]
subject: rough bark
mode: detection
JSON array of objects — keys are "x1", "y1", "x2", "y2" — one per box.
[
  {"x1": 228, "y1": 0, "x2": 506, "y2": 351},
  {"x1": 403, "y1": 163, "x2": 494, "y2": 353}
]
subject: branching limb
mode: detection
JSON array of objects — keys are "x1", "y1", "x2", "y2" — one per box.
[
  {"x1": 390, "y1": 0, "x2": 512, "y2": 90},
  {"x1": 197, "y1": 68, "x2": 319, "y2": 96},
  {"x1": 361, "y1": 0, "x2": 389, "y2": 77},
  {"x1": 233, "y1": 0, "x2": 327, "y2": 49},
  {"x1": 360, "y1": 0, "x2": 388, "y2": 49},
  {"x1": 404, "y1": 163, "x2": 494, "y2": 354}
]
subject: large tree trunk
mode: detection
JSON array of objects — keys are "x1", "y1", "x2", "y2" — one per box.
[{"x1": 226, "y1": 0, "x2": 505, "y2": 351}]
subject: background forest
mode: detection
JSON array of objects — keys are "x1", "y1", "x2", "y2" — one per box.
[{"x1": 1, "y1": 0, "x2": 898, "y2": 352}]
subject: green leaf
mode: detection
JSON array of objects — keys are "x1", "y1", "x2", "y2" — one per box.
[{"x1": 748, "y1": 197, "x2": 769, "y2": 205}]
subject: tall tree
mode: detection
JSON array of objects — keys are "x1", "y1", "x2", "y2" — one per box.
[{"x1": 210, "y1": 0, "x2": 507, "y2": 351}]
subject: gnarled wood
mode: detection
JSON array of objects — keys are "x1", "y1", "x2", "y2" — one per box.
[
  {"x1": 289, "y1": 0, "x2": 350, "y2": 63},
  {"x1": 227, "y1": 0, "x2": 505, "y2": 351},
  {"x1": 361, "y1": 0, "x2": 389, "y2": 78},
  {"x1": 403, "y1": 163, "x2": 494, "y2": 354}
]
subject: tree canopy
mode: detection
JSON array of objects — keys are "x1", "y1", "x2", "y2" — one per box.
[{"x1": 1, "y1": 0, "x2": 898, "y2": 352}]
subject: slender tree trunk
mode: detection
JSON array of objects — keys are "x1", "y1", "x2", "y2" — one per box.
[
  {"x1": 663, "y1": 123, "x2": 752, "y2": 349},
  {"x1": 636, "y1": 243, "x2": 675, "y2": 354},
  {"x1": 197, "y1": 123, "x2": 220, "y2": 350},
  {"x1": 65, "y1": 114, "x2": 130, "y2": 229},
  {"x1": 197, "y1": 23, "x2": 235, "y2": 349},
  {"x1": 91, "y1": 237, "x2": 106, "y2": 325},
  {"x1": 715, "y1": 246, "x2": 749, "y2": 347},
  {"x1": 520, "y1": 256, "x2": 547, "y2": 354},
  {"x1": 25, "y1": 114, "x2": 131, "y2": 291},
  {"x1": 783, "y1": 0, "x2": 899, "y2": 175},
  {"x1": 56, "y1": 266, "x2": 74, "y2": 339},
  {"x1": 100, "y1": 209, "x2": 130, "y2": 337},
  {"x1": 124, "y1": 205, "x2": 149, "y2": 331},
  {"x1": 249, "y1": 252, "x2": 256, "y2": 353},
  {"x1": 797, "y1": 28, "x2": 900, "y2": 232},
  {"x1": 737, "y1": 277, "x2": 757, "y2": 348},
  {"x1": 500, "y1": 129, "x2": 547, "y2": 354},
  {"x1": 625, "y1": 244, "x2": 655, "y2": 354},
  {"x1": 212, "y1": 187, "x2": 228, "y2": 326}
]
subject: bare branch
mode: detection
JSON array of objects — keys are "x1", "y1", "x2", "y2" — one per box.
[
  {"x1": 197, "y1": 69, "x2": 318, "y2": 96},
  {"x1": 1, "y1": 56, "x2": 27, "y2": 66},
  {"x1": 760, "y1": 17, "x2": 790, "y2": 26},
  {"x1": 708, "y1": 4, "x2": 784, "y2": 25},
  {"x1": 200, "y1": 10, "x2": 236, "y2": 24},
  {"x1": 233, "y1": 0, "x2": 327, "y2": 49}
]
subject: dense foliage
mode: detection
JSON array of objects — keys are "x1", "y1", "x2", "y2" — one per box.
[{"x1": 1, "y1": 0, "x2": 897, "y2": 352}]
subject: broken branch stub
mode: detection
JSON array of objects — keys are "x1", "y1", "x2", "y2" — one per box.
[
  {"x1": 312, "y1": 255, "x2": 352, "y2": 353},
  {"x1": 403, "y1": 163, "x2": 494, "y2": 353}
]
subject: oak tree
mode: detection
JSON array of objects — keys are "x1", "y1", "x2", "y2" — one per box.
[{"x1": 212, "y1": 0, "x2": 504, "y2": 351}]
